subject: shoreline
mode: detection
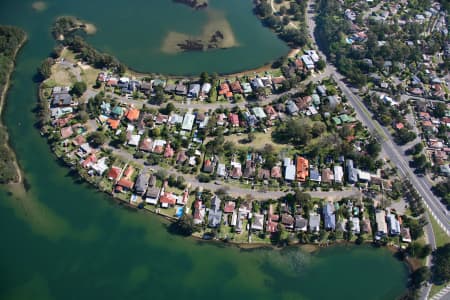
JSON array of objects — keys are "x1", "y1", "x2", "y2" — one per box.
[{"x1": 0, "y1": 33, "x2": 28, "y2": 186}]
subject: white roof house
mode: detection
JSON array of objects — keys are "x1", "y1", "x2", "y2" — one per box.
[
  {"x1": 309, "y1": 214, "x2": 321, "y2": 232},
  {"x1": 285, "y1": 164, "x2": 296, "y2": 181},
  {"x1": 301, "y1": 55, "x2": 315, "y2": 69},
  {"x1": 387, "y1": 214, "x2": 401, "y2": 236},
  {"x1": 201, "y1": 83, "x2": 211, "y2": 94},
  {"x1": 128, "y1": 134, "x2": 141, "y2": 147},
  {"x1": 375, "y1": 210, "x2": 388, "y2": 236},
  {"x1": 305, "y1": 50, "x2": 320, "y2": 62},
  {"x1": 91, "y1": 157, "x2": 109, "y2": 175},
  {"x1": 182, "y1": 113, "x2": 195, "y2": 131},
  {"x1": 217, "y1": 163, "x2": 226, "y2": 177},
  {"x1": 251, "y1": 213, "x2": 264, "y2": 231},
  {"x1": 333, "y1": 165, "x2": 344, "y2": 183},
  {"x1": 188, "y1": 84, "x2": 201, "y2": 98},
  {"x1": 351, "y1": 217, "x2": 360, "y2": 234},
  {"x1": 358, "y1": 170, "x2": 371, "y2": 182},
  {"x1": 252, "y1": 107, "x2": 267, "y2": 119}
]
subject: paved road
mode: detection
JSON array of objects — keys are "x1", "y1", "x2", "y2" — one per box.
[{"x1": 306, "y1": 0, "x2": 450, "y2": 235}]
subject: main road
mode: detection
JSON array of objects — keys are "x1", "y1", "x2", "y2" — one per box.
[{"x1": 305, "y1": 0, "x2": 450, "y2": 235}]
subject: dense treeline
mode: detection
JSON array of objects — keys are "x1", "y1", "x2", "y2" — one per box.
[
  {"x1": 254, "y1": 0, "x2": 308, "y2": 48},
  {"x1": 0, "y1": 25, "x2": 26, "y2": 184},
  {"x1": 432, "y1": 179, "x2": 450, "y2": 208},
  {"x1": 52, "y1": 16, "x2": 126, "y2": 73}
]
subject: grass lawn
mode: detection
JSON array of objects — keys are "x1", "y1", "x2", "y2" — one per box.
[
  {"x1": 429, "y1": 283, "x2": 448, "y2": 298},
  {"x1": 429, "y1": 214, "x2": 450, "y2": 248},
  {"x1": 49, "y1": 63, "x2": 78, "y2": 86},
  {"x1": 224, "y1": 129, "x2": 292, "y2": 152}
]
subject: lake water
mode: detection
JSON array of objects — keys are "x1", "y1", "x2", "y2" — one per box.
[{"x1": 0, "y1": 1, "x2": 408, "y2": 299}]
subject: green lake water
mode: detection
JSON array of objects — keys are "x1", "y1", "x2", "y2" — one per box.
[{"x1": 0, "y1": 1, "x2": 408, "y2": 299}]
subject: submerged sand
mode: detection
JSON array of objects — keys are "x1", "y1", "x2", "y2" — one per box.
[
  {"x1": 32, "y1": 1, "x2": 47, "y2": 12},
  {"x1": 161, "y1": 9, "x2": 237, "y2": 54}
]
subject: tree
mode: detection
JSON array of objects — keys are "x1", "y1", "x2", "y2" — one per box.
[
  {"x1": 87, "y1": 131, "x2": 107, "y2": 148},
  {"x1": 71, "y1": 81, "x2": 87, "y2": 97},
  {"x1": 171, "y1": 214, "x2": 196, "y2": 236},
  {"x1": 410, "y1": 267, "x2": 430, "y2": 289},
  {"x1": 311, "y1": 122, "x2": 326, "y2": 138},
  {"x1": 316, "y1": 59, "x2": 326, "y2": 70},
  {"x1": 432, "y1": 243, "x2": 450, "y2": 284},
  {"x1": 160, "y1": 102, "x2": 176, "y2": 115},
  {"x1": 199, "y1": 71, "x2": 210, "y2": 84},
  {"x1": 77, "y1": 110, "x2": 89, "y2": 123},
  {"x1": 366, "y1": 138, "x2": 381, "y2": 157},
  {"x1": 37, "y1": 58, "x2": 53, "y2": 80},
  {"x1": 433, "y1": 102, "x2": 447, "y2": 118}
]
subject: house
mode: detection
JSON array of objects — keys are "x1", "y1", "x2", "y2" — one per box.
[
  {"x1": 135, "y1": 173, "x2": 150, "y2": 196},
  {"x1": 251, "y1": 78, "x2": 264, "y2": 89},
  {"x1": 322, "y1": 168, "x2": 334, "y2": 184},
  {"x1": 91, "y1": 157, "x2": 109, "y2": 175},
  {"x1": 375, "y1": 210, "x2": 388, "y2": 237},
  {"x1": 271, "y1": 166, "x2": 282, "y2": 179},
  {"x1": 323, "y1": 202, "x2": 336, "y2": 230},
  {"x1": 309, "y1": 214, "x2": 321, "y2": 232},
  {"x1": 286, "y1": 100, "x2": 299, "y2": 115},
  {"x1": 208, "y1": 196, "x2": 223, "y2": 228},
  {"x1": 51, "y1": 93, "x2": 73, "y2": 107},
  {"x1": 346, "y1": 160, "x2": 358, "y2": 183},
  {"x1": 317, "y1": 85, "x2": 327, "y2": 97},
  {"x1": 176, "y1": 150, "x2": 188, "y2": 164},
  {"x1": 258, "y1": 168, "x2": 270, "y2": 181},
  {"x1": 281, "y1": 213, "x2": 295, "y2": 229},
  {"x1": 358, "y1": 170, "x2": 371, "y2": 182},
  {"x1": 200, "y1": 83, "x2": 212, "y2": 97},
  {"x1": 401, "y1": 227, "x2": 412, "y2": 243},
  {"x1": 296, "y1": 156, "x2": 309, "y2": 182},
  {"x1": 351, "y1": 217, "x2": 360, "y2": 234},
  {"x1": 252, "y1": 107, "x2": 267, "y2": 119},
  {"x1": 159, "y1": 192, "x2": 177, "y2": 208},
  {"x1": 193, "y1": 200, "x2": 205, "y2": 224},
  {"x1": 241, "y1": 82, "x2": 252, "y2": 94},
  {"x1": 60, "y1": 126, "x2": 73, "y2": 139},
  {"x1": 128, "y1": 134, "x2": 141, "y2": 147},
  {"x1": 145, "y1": 187, "x2": 160, "y2": 205},
  {"x1": 230, "y1": 81, "x2": 243, "y2": 94},
  {"x1": 223, "y1": 201, "x2": 236, "y2": 214},
  {"x1": 175, "y1": 83, "x2": 187, "y2": 96},
  {"x1": 139, "y1": 138, "x2": 153, "y2": 152},
  {"x1": 217, "y1": 163, "x2": 226, "y2": 177},
  {"x1": 285, "y1": 163, "x2": 296, "y2": 181},
  {"x1": 107, "y1": 166, "x2": 122, "y2": 181},
  {"x1": 116, "y1": 178, "x2": 134, "y2": 191},
  {"x1": 188, "y1": 84, "x2": 201, "y2": 98},
  {"x1": 125, "y1": 108, "x2": 140, "y2": 122},
  {"x1": 309, "y1": 167, "x2": 321, "y2": 182},
  {"x1": 243, "y1": 160, "x2": 256, "y2": 179},
  {"x1": 301, "y1": 55, "x2": 314, "y2": 69},
  {"x1": 203, "y1": 158, "x2": 216, "y2": 173},
  {"x1": 107, "y1": 118, "x2": 120, "y2": 130},
  {"x1": 230, "y1": 162, "x2": 242, "y2": 179},
  {"x1": 228, "y1": 113, "x2": 239, "y2": 127},
  {"x1": 252, "y1": 213, "x2": 264, "y2": 231},
  {"x1": 387, "y1": 214, "x2": 400, "y2": 236},
  {"x1": 305, "y1": 50, "x2": 320, "y2": 62},
  {"x1": 265, "y1": 105, "x2": 278, "y2": 120},
  {"x1": 181, "y1": 113, "x2": 195, "y2": 131},
  {"x1": 164, "y1": 143, "x2": 174, "y2": 158},
  {"x1": 295, "y1": 215, "x2": 308, "y2": 231}
]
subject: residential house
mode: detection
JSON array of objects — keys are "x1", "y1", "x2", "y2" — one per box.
[
  {"x1": 346, "y1": 160, "x2": 358, "y2": 183},
  {"x1": 188, "y1": 84, "x2": 201, "y2": 98},
  {"x1": 135, "y1": 173, "x2": 150, "y2": 196},
  {"x1": 375, "y1": 210, "x2": 388, "y2": 237},
  {"x1": 387, "y1": 214, "x2": 401, "y2": 236},
  {"x1": 159, "y1": 192, "x2": 177, "y2": 208},
  {"x1": 208, "y1": 196, "x2": 223, "y2": 228},
  {"x1": 281, "y1": 213, "x2": 295, "y2": 229},
  {"x1": 296, "y1": 156, "x2": 309, "y2": 182},
  {"x1": 181, "y1": 113, "x2": 195, "y2": 131},
  {"x1": 351, "y1": 217, "x2": 360, "y2": 234},
  {"x1": 334, "y1": 165, "x2": 344, "y2": 184},
  {"x1": 295, "y1": 215, "x2": 308, "y2": 231},
  {"x1": 309, "y1": 214, "x2": 321, "y2": 232},
  {"x1": 322, "y1": 168, "x2": 334, "y2": 184},
  {"x1": 193, "y1": 200, "x2": 205, "y2": 225},
  {"x1": 230, "y1": 81, "x2": 243, "y2": 94},
  {"x1": 252, "y1": 213, "x2": 264, "y2": 231},
  {"x1": 323, "y1": 202, "x2": 336, "y2": 230}
]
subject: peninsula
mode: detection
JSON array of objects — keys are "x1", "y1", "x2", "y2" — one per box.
[
  {"x1": 173, "y1": 0, "x2": 208, "y2": 10},
  {"x1": 0, "y1": 25, "x2": 26, "y2": 185}
]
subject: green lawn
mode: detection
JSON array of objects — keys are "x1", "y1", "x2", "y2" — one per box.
[{"x1": 429, "y1": 214, "x2": 450, "y2": 248}]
